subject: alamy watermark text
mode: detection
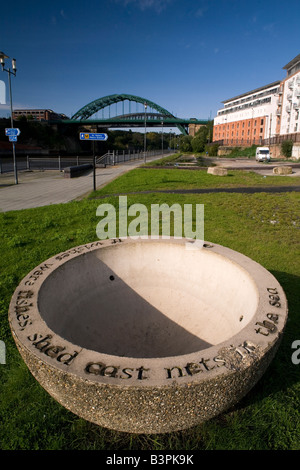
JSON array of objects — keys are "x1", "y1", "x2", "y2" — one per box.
[{"x1": 96, "y1": 196, "x2": 204, "y2": 245}]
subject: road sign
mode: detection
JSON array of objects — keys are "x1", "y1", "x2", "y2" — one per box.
[
  {"x1": 9, "y1": 135, "x2": 17, "y2": 142},
  {"x1": 79, "y1": 132, "x2": 108, "y2": 141},
  {"x1": 5, "y1": 128, "x2": 21, "y2": 137}
]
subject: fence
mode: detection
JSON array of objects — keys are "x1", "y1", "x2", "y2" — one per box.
[
  {"x1": 265, "y1": 133, "x2": 300, "y2": 145},
  {"x1": 0, "y1": 155, "x2": 92, "y2": 174},
  {"x1": 213, "y1": 132, "x2": 300, "y2": 148},
  {"x1": 0, "y1": 149, "x2": 174, "y2": 174},
  {"x1": 96, "y1": 149, "x2": 172, "y2": 166}
]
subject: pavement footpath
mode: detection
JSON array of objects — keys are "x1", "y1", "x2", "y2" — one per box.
[
  {"x1": 0, "y1": 156, "x2": 160, "y2": 213},
  {"x1": 1, "y1": 156, "x2": 300, "y2": 213}
]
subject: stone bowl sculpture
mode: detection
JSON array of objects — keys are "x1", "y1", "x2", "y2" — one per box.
[{"x1": 9, "y1": 238, "x2": 288, "y2": 434}]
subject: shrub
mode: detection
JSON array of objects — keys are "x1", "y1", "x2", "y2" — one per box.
[
  {"x1": 281, "y1": 140, "x2": 293, "y2": 158},
  {"x1": 205, "y1": 143, "x2": 219, "y2": 156},
  {"x1": 228, "y1": 145, "x2": 257, "y2": 158}
]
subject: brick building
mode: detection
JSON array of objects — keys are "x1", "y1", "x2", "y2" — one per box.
[
  {"x1": 213, "y1": 54, "x2": 300, "y2": 148},
  {"x1": 12, "y1": 109, "x2": 68, "y2": 122}
]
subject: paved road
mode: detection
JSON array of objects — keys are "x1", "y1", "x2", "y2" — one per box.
[
  {"x1": 0, "y1": 156, "x2": 161, "y2": 213},
  {"x1": 211, "y1": 157, "x2": 300, "y2": 176}
]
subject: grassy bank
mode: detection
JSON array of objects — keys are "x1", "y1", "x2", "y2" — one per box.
[
  {"x1": 0, "y1": 168, "x2": 300, "y2": 450},
  {"x1": 89, "y1": 167, "x2": 300, "y2": 198},
  {"x1": 224, "y1": 145, "x2": 258, "y2": 158}
]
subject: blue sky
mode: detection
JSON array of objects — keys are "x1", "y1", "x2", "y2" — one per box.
[{"x1": 0, "y1": 0, "x2": 300, "y2": 124}]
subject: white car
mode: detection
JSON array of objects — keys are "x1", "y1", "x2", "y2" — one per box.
[{"x1": 256, "y1": 147, "x2": 270, "y2": 162}]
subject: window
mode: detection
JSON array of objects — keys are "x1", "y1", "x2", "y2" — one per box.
[{"x1": 261, "y1": 119, "x2": 264, "y2": 125}]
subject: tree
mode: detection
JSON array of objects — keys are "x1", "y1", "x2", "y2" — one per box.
[
  {"x1": 179, "y1": 135, "x2": 192, "y2": 152},
  {"x1": 191, "y1": 126, "x2": 209, "y2": 153},
  {"x1": 147, "y1": 132, "x2": 161, "y2": 150}
]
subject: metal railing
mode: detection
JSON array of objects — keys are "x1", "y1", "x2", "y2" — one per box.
[
  {"x1": 0, "y1": 149, "x2": 175, "y2": 174},
  {"x1": 213, "y1": 132, "x2": 300, "y2": 147},
  {"x1": 0, "y1": 155, "x2": 93, "y2": 174},
  {"x1": 96, "y1": 149, "x2": 173, "y2": 166}
]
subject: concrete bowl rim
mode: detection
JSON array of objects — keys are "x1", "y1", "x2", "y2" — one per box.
[{"x1": 8, "y1": 237, "x2": 288, "y2": 388}]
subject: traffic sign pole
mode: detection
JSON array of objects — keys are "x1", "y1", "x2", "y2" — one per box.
[
  {"x1": 79, "y1": 132, "x2": 108, "y2": 191},
  {"x1": 5, "y1": 128, "x2": 21, "y2": 185},
  {"x1": 93, "y1": 141, "x2": 96, "y2": 192},
  {"x1": 8, "y1": 73, "x2": 18, "y2": 184}
]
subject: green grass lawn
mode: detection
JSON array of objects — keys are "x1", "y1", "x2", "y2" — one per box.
[
  {"x1": 89, "y1": 167, "x2": 300, "y2": 198},
  {"x1": 0, "y1": 167, "x2": 300, "y2": 450}
]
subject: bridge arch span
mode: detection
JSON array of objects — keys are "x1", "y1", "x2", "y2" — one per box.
[
  {"x1": 71, "y1": 94, "x2": 187, "y2": 134},
  {"x1": 72, "y1": 94, "x2": 175, "y2": 120}
]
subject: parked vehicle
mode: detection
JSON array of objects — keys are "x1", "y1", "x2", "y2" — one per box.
[{"x1": 256, "y1": 147, "x2": 270, "y2": 162}]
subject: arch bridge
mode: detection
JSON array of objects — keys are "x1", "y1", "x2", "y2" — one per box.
[{"x1": 60, "y1": 94, "x2": 207, "y2": 135}]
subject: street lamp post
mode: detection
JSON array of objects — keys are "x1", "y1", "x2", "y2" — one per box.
[
  {"x1": 144, "y1": 102, "x2": 147, "y2": 163},
  {"x1": 161, "y1": 120, "x2": 164, "y2": 155},
  {"x1": 0, "y1": 52, "x2": 18, "y2": 184}
]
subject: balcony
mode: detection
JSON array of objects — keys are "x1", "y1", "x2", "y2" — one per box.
[{"x1": 286, "y1": 105, "x2": 291, "y2": 113}]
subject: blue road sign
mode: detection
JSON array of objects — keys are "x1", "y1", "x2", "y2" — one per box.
[
  {"x1": 9, "y1": 135, "x2": 17, "y2": 142},
  {"x1": 80, "y1": 132, "x2": 108, "y2": 141},
  {"x1": 5, "y1": 128, "x2": 21, "y2": 137}
]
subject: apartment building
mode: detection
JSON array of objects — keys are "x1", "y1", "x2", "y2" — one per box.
[
  {"x1": 278, "y1": 55, "x2": 300, "y2": 136},
  {"x1": 213, "y1": 53, "x2": 300, "y2": 147}
]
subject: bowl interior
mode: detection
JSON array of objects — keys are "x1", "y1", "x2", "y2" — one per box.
[{"x1": 38, "y1": 241, "x2": 259, "y2": 358}]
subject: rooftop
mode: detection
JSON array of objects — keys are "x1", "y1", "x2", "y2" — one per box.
[
  {"x1": 222, "y1": 81, "x2": 281, "y2": 104},
  {"x1": 14, "y1": 109, "x2": 55, "y2": 112},
  {"x1": 283, "y1": 53, "x2": 300, "y2": 71}
]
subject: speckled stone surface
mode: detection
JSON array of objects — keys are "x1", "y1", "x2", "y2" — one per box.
[
  {"x1": 273, "y1": 166, "x2": 293, "y2": 175},
  {"x1": 207, "y1": 167, "x2": 228, "y2": 176},
  {"x1": 9, "y1": 238, "x2": 288, "y2": 434}
]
